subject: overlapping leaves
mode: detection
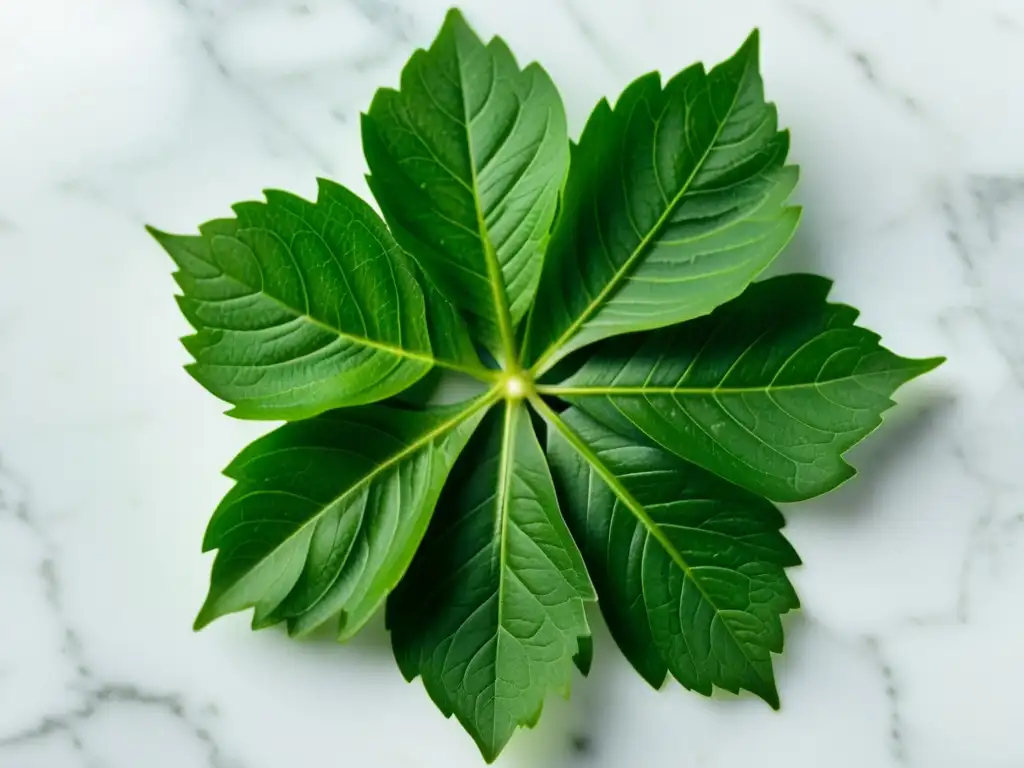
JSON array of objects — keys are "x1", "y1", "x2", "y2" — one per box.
[{"x1": 150, "y1": 8, "x2": 941, "y2": 763}]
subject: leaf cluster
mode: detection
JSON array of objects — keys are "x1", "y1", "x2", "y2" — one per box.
[{"x1": 149, "y1": 9, "x2": 941, "y2": 762}]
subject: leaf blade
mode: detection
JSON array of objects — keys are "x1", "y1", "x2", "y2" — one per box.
[
  {"x1": 149, "y1": 179, "x2": 487, "y2": 421},
  {"x1": 388, "y1": 400, "x2": 593, "y2": 762},
  {"x1": 547, "y1": 274, "x2": 944, "y2": 501},
  {"x1": 543, "y1": 405, "x2": 799, "y2": 706},
  {"x1": 363, "y1": 8, "x2": 569, "y2": 362},
  {"x1": 525, "y1": 31, "x2": 799, "y2": 372},
  {"x1": 194, "y1": 392, "x2": 495, "y2": 633}
]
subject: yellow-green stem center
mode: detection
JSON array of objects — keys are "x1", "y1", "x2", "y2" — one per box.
[{"x1": 502, "y1": 371, "x2": 533, "y2": 400}]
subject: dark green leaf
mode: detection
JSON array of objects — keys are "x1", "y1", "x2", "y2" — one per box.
[
  {"x1": 150, "y1": 16, "x2": 947, "y2": 763},
  {"x1": 149, "y1": 179, "x2": 487, "y2": 421},
  {"x1": 363, "y1": 8, "x2": 568, "y2": 362},
  {"x1": 547, "y1": 274, "x2": 944, "y2": 502},
  {"x1": 194, "y1": 394, "x2": 493, "y2": 634},
  {"x1": 545, "y1": 406, "x2": 799, "y2": 705},
  {"x1": 523, "y1": 31, "x2": 799, "y2": 372},
  {"x1": 388, "y1": 401, "x2": 594, "y2": 763}
]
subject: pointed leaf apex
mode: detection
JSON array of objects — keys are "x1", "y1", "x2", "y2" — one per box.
[
  {"x1": 193, "y1": 601, "x2": 216, "y2": 632},
  {"x1": 916, "y1": 355, "x2": 947, "y2": 374},
  {"x1": 573, "y1": 634, "x2": 594, "y2": 677},
  {"x1": 443, "y1": 6, "x2": 465, "y2": 24},
  {"x1": 441, "y1": 7, "x2": 475, "y2": 39},
  {"x1": 740, "y1": 28, "x2": 761, "y2": 56}
]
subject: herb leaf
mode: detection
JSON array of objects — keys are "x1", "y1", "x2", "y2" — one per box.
[
  {"x1": 546, "y1": 275, "x2": 944, "y2": 502},
  {"x1": 194, "y1": 394, "x2": 493, "y2": 634},
  {"x1": 388, "y1": 402, "x2": 594, "y2": 762},
  {"x1": 150, "y1": 180, "x2": 489, "y2": 421},
  {"x1": 524, "y1": 31, "x2": 799, "y2": 373},
  {"x1": 363, "y1": 8, "x2": 568, "y2": 362},
  {"x1": 545, "y1": 406, "x2": 799, "y2": 705},
  {"x1": 152, "y1": 13, "x2": 945, "y2": 763}
]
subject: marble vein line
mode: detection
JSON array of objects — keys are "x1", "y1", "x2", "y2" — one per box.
[
  {"x1": 0, "y1": 460, "x2": 245, "y2": 768},
  {"x1": 783, "y1": 1, "x2": 954, "y2": 142},
  {"x1": 863, "y1": 636, "x2": 906, "y2": 765},
  {"x1": 938, "y1": 178, "x2": 1024, "y2": 384},
  {"x1": 195, "y1": 36, "x2": 337, "y2": 174},
  {"x1": 344, "y1": 0, "x2": 413, "y2": 42},
  {"x1": 559, "y1": 0, "x2": 624, "y2": 76}
]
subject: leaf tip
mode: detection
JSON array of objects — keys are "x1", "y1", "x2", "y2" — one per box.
[
  {"x1": 193, "y1": 603, "x2": 216, "y2": 632},
  {"x1": 735, "y1": 28, "x2": 761, "y2": 62},
  {"x1": 440, "y1": 6, "x2": 477, "y2": 43},
  {"x1": 785, "y1": 203, "x2": 803, "y2": 227},
  {"x1": 916, "y1": 355, "x2": 947, "y2": 374},
  {"x1": 443, "y1": 6, "x2": 466, "y2": 25},
  {"x1": 251, "y1": 610, "x2": 281, "y2": 632},
  {"x1": 573, "y1": 634, "x2": 594, "y2": 677}
]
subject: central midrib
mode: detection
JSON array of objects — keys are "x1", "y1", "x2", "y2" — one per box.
[
  {"x1": 458, "y1": 48, "x2": 519, "y2": 367},
  {"x1": 493, "y1": 400, "x2": 517, "y2": 633},
  {"x1": 537, "y1": 375, "x2": 894, "y2": 397},
  {"x1": 210, "y1": 253, "x2": 493, "y2": 379}
]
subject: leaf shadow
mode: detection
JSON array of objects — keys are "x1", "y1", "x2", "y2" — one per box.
[
  {"x1": 767, "y1": 610, "x2": 812, "y2": 684},
  {"x1": 280, "y1": 608, "x2": 397, "y2": 661},
  {"x1": 785, "y1": 385, "x2": 956, "y2": 525},
  {"x1": 761, "y1": 215, "x2": 826, "y2": 280},
  {"x1": 493, "y1": 604, "x2": 623, "y2": 766}
]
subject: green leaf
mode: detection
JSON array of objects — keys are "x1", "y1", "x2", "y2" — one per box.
[
  {"x1": 523, "y1": 30, "x2": 799, "y2": 373},
  {"x1": 545, "y1": 274, "x2": 944, "y2": 502},
  {"x1": 388, "y1": 401, "x2": 594, "y2": 763},
  {"x1": 152, "y1": 16, "x2": 947, "y2": 763},
  {"x1": 544, "y1": 406, "x2": 799, "y2": 705},
  {"x1": 149, "y1": 178, "x2": 488, "y2": 421},
  {"x1": 363, "y1": 8, "x2": 569, "y2": 362},
  {"x1": 194, "y1": 393, "x2": 494, "y2": 634}
]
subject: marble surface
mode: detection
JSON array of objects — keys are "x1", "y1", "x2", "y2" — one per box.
[{"x1": 2, "y1": 0, "x2": 1022, "y2": 765}]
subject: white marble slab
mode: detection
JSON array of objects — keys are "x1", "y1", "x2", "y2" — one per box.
[{"x1": 1, "y1": 0, "x2": 1022, "y2": 765}]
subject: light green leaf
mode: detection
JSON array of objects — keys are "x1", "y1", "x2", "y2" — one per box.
[
  {"x1": 544, "y1": 406, "x2": 799, "y2": 705},
  {"x1": 524, "y1": 31, "x2": 799, "y2": 373},
  {"x1": 363, "y1": 8, "x2": 569, "y2": 362},
  {"x1": 388, "y1": 401, "x2": 594, "y2": 763},
  {"x1": 149, "y1": 178, "x2": 488, "y2": 421},
  {"x1": 545, "y1": 274, "x2": 944, "y2": 502},
  {"x1": 194, "y1": 393, "x2": 494, "y2": 634}
]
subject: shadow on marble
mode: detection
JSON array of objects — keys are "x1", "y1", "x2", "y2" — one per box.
[
  {"x1": 795, "y1": 387, "x2": 955, "y2": 525},
  {"x1": 760, "y1": 210, "x2": 827, "y2": 281},
  {"x1": 273, "y1": 610, "x2": 396, "y2": 661}
]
